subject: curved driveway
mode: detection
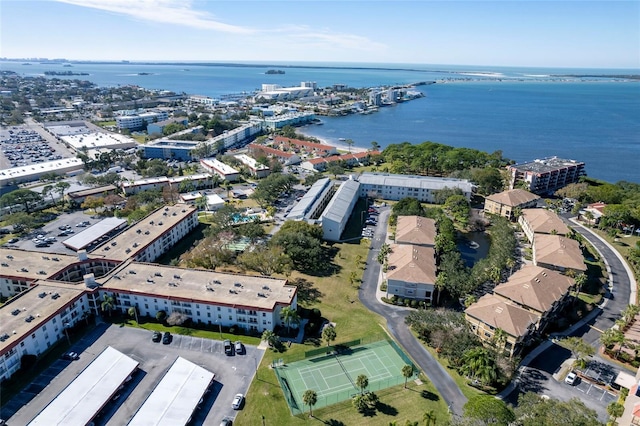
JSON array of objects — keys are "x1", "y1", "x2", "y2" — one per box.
[{"x1": 358, "y1": 208, "x2": 467, "y2": 415}]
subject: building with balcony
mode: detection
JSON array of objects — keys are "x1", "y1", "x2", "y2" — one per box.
[
  {"x1": 395, "y1": 216, "x2": 436, "y2": 247},
  {"x1": 518, "y1": 208, "x2": 571, "y2": 243},
  {"x1": 484, "y1": 189, "x2": 540, "y2": 220},
  {"x1": 507, "y1": 157, "x2": 586, "y2": 195},
  {"x1": 358, "y1": 173, "x2": 473, "y2": 203},
  {"x1": 385, "y1": 244, "x2": 436, "y2": 303}
]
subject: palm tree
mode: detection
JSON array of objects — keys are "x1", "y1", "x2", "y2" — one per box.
[
  {"x1": 460, "y1": 347, "x2": 497, "y2": 386},
  {"x1": 370, "y1": 141, "x2": 380, "y2": 151},
  {"x1": 401, "y1": 364, "x2": 414, "y2": 389},
  {"x1": 356, "y1": 374, "x2": 369, "y2": 394},
  {"x1": 322, "y1": 325, "x2": 337, "y2": 347},
  {"x1": 492, "y1": 328, "x2": 508, "y2": 353},
  {"x1": 607, "y1": 402, "x2": 624, "y2": 423},
  {"x1": 42, "y1": 184, "x2": 56, "y2": 205},
  {"x1": 345, "y1": 138, "x2": 354, "y2": 153},
  {"x1": 101, "y1": 295, "x2": 116, "y2": 317},
  {"x1": 128, "y1": 306, "x2": 139, "y2": 324},
  {"x1": 434, "y1": 272, "x2": 447, "y2": 305},
  {"x1": 261, "y1": 329, "x2": 279, "y2": 348},
  {"x1": 423, "y1": 410, "x2": 437, "y2": 426},
  {"x1": 505, "y1": 257, "x2": 516, "y2": 276},
  {"x1": 280, "y1": 306, "x2": 300, "y2": 335},
  {"x1": 302, "y1": 389, "x2": 318, "y2": 418},
  {"x1": 54, "y1": 181, "x2": 70, "y2": 208}
]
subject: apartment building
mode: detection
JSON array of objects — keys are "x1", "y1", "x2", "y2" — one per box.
[
  {"x1": 200, "y1": 158, "x2": 240, "y2": 182},
  {"x1": 395, "y1": 216, "x2": 436, "y2": 247},
  {"x1": 518, "y1": 208, "x2": 571, "y2": 243},
  {"x1": 507, "y1": 157, "x2": 586, "y2": 195},
  {"x1": 483, "y1": 189, "x2": 540, "y2": 220},
  {"x1": 234, "y1": 154, "x2": 270, "y2": 178},
  {"x1": 386, "y1": 244, "x2": 437, "y2": 303},
  {"x1": 320, "y1": 179, "x2": 360, "y2": 241},
  {"x1": 358, "y1": 173, "x2": 473, "y2": 203}
]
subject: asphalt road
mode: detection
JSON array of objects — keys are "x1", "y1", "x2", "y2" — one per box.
[
  {"x1": 358, "y1": 208, "x2": 468, "y2": 415},
  {"x1": 502, "y1": 218, "x2": 635, "y2": 422}
]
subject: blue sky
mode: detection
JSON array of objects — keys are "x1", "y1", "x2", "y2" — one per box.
[{"x1": 1, "y1": 0, "x2": 639, "y2": 68}]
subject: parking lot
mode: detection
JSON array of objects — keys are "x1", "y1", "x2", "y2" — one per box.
[
  {"x1": 6, "y1": 323, "x2": 263, "y2": 425},
  {"x1": 573, "y1": 377, "x2": 618, "y2": 405},
  {"x1": 5, "y1": 210, "x2": 96, "y2": 255},
  {"x1": 0, "y1": 123, "x2": 73, "y2": 170}
]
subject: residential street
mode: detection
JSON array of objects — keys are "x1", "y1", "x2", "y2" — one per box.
[{"x1": 357, "y1": 208, "x2": 468, "y2": 416}]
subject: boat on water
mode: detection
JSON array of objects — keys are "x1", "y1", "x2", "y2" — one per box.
[{"x1": 338, "y1": 138, "x2": 346, "y2": 141}]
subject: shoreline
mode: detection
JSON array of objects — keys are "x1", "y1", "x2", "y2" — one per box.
[{"x1": 296, "y1": 128, "x2": 368, "y2": 154}]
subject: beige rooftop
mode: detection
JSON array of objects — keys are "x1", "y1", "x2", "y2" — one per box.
[
  {"x1": 386, "y1": 244, "x2": 436, "y2": 284},
  {"x1": 486, "y1": 189, "x2": 540, "y2": 207},
  {"x1": 91, "y1": 204, "x2": 197, "y2": 261},
  {"x1": 493, "y1": 265, "x2": 574, "y2": 313},
  {"x1": 0, "y1": 282, "x2": 85, "y2": 353},
  {"x1": 465, "y1": 294, "x2": 539, "y2": 338},
  {"x1": 521, "y1": 209, "x2": 570, "y2": 235},
  {"x1": 101, "y1": 261, "x2": 295, "y2": 310},
  {"x1": 534, "y1": 234, "x2": 586, "y2": 272},
  {"x1": 395, "y1": 216, "x2": 436, "y2": 246},
  {"x1": 0, "y1": 248, "x2": 80, "y2": 282}
]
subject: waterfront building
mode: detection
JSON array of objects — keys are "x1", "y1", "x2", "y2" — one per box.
[
  {"x1": 321, "y1": 179, "x2": 360, "y2": 241},
  {"x1": 235, "y1": 154, "x2": 270, "y2": 178},
  {"x1": 263, "y1": 112, "x2": 316, "y2": 130},
  {"x1": 209, "y1": 121, "x2": 263, "y2": 150},
  {"x1": 518, "y1": 208, "x2": 570, "y2": 243},
  {"x1": 300, "y1": 151, "x2": 380, "y2": 172},
  {"x1": 386, "y1": 244, "x2": 436, "y2": 303},
  {"x1": 484, "y1": 189, "x2": 540, "y2": 220},
  {"x1": 255, "y1": 83, "x2": 315, "y2": 101},
  {"x1": 187, "y1": 95, "x2": 218, "y2": 107},
  {"x1": 273, "y1": 136, "x2": 337, "y2": 157},
  {"x1": 200, "y1": 158, "x2": 240, "y2": 182},
  {"x1": 507, "y1": 157, "x2": 586, "y2": 195},
  {"x1": 247, "y1": 143, "x2": 301, "y2": 165},
  {"x1": 358, "y1": 172, "x2": 473, "y2": 203},
  {"x1": 395, "y1": 216, "x2": 436, "y2": 247}
]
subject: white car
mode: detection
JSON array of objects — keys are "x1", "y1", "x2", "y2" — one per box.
[
  {"x1": 231, "y1": 393, "x2": 244, "y2": 410},
  {"x1": 565, "y1": 371, "x2": 578, "y2": 385}
]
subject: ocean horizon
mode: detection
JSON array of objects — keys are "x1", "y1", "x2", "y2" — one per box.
[{"x1": 2, "y1": 60, "x2": 639, "y2": 184}]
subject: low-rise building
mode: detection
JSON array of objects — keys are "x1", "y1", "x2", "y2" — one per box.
[
  {"x1": 234, "y1": 154, "x2": 270, "y2": 178},
  {"x1": 484, "y1": 189, "x2": 540, "y2": 220},
  {"x1": 533, "y1": 234, "x2": 586, "y2": 273},
  {"x1": 147, "y1": 117, "x2": 188, "y2": 135},
  {"x1": 395, "y1": 216, "x2": 436, "y2": 247},
  {"x1": 519, "y1": 208, "x2": 571, "y2": 243},
  {"x1": 358, "y1": 172, "x2": 474, "y2": 203},
  {"x1": 465, "y1": 294, "x2": 540, "y2": 357},
  {"x1": 321, "y1": 179, "x2": 360, "y2": 241},
  {"x1": 0, "y1": 158, "x2": 84, "y2": 187},
  {"x1": 492, "y1": 265, "x2": 575, "y2": 328},
  {"x1": 300, "y1": 151, "x2": 379, "y2": 172},
  {"x1": 115, "y1": 110, "x2": 169, "y2": 131},
  {"x1": 247, "y1": 143, "x2": 301, "y2": 165},
  {"x1": 66, "y1": 185, "x2": 119, "y2": 207},
  {"x1": 273, "y1": 136, "x2": 337, "y2": 157},
  {"x1": 386, "y1": 244, "x2": 436, "y2": 303},
  {"x1": 200, "y1": 158, "x2": 240, "y2": 182},
  {"x1": 286, "y1": 178, "x2": 334, "y2": 221}
]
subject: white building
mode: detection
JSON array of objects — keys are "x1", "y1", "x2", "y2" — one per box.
[
  {"x1": 358, "y1": 172, "x2": 474, "y2": 203},
  {"x1": 386, "y1": 244, "x2": 437, "y2": 302},
  {"x1": 115, "y1": 111, "x2": 169, "y2": 130},
  {"x1": 200, "y1": 158, "x2": 240, "y2": 182},
  {"x1": 321, "y1": 179, "x2": 360, "y2": 241},
  {"x1": 235, "y1": 154, "x2": 270, "y2": 178},
  {"x1": 0, "y1": 158, "x2": 84, "y2": 187}
]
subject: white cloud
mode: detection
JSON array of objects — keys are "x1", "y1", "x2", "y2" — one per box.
[{"x1": 56, "y1": 0, "x2": 255, "y2": 34}]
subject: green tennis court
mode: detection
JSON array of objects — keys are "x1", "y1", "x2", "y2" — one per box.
[{"x1": 274, "y1": 339, "x2": 417, "y2": 415}]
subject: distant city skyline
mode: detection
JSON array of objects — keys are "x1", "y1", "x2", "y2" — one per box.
[{"x1": 1, "y1": 0, "x2": 639, "y2": 69}]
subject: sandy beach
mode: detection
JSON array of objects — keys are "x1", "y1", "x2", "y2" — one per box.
[{"x1": 297, "y1": 128, "x2": 368, "y2": 154}]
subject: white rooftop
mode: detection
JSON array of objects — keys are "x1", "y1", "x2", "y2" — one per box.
[
  {"x1": 62, "y1": 132, "x2": 137, "y2": 150},
  {"x1": 127, "y1": 357, "x2": 214, "y2": 426},
  {"x1": 359, "y1": 172, "x2": 474, "y2": 192},
  {"x1": 322, "y1": 179, "x2": 360, "y2": 223},
  {"x1": 62, "y1": 217, "x2": 128, "y2": 251},
  {"x1": 201, "y1": 158, "x2": 239, "y2": 175},
  {"x1": 0, "y1": 158, "x2": 84, "y2": 182},
  {"x1": 28, "y1": 346, "x2": 138, "y2": 426}
]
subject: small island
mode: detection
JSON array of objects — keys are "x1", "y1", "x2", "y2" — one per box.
[
  {"x1": 265, "y1": 69, "x2": 285, "y2": 75},
  {"x1": 44, "y1": 71, "x2": 89, "y2": 76},
  {"x1": 137, "y1": 72, "x2": 153, "y2": 76}
]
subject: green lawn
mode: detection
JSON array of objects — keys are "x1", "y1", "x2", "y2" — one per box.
[{"x1": 235, "y1": 240, "x2": 450, "y2": 425}]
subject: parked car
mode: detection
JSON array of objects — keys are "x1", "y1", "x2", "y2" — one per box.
[
  {"x1": 234, "y1": 341, "x2": 244, "y2": 354},
  {"x1": 231, "y1": 393, "x2": 244, "y2": 410},
  {"x1": 152, "y1": 331, "x2": 161, "y2": 342},
  {"x1": 61, "y1": 351, "x2": 79, "y2": 360},
  {"x1": 162, "y1": 331, "x2": 172, "y2": 344},
  {"x1": 565, "y1": 371, "x2": 578, "y2": 385},
  {"x1": 220, "y1": 418, "x2": 233, "y2": 426},
  {"x1": 224, "y1": 339, "x2": 233, "y2": 355},
  {"x1": 7, "y1": 238, "x2": 18, "y2": 244}
]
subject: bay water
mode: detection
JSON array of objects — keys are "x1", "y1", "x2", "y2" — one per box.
[{"x1": 2, "y1": 61, "x2": 638, "y2": 183}]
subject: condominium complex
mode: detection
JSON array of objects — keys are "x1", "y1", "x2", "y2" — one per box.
[
  {"x1": 358, "y1": 173, "x2": 474, "y2": 203},
  {"x1": 115, "y1": 110, "x2": 169, "y2": 131},
  {"x1": 507, "y1": 157, "x2": 586, "y2": 195},
  {"x1": 484, "y1": 189, "x2": 540, "y2": 220}
]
